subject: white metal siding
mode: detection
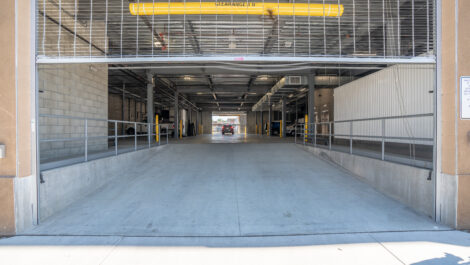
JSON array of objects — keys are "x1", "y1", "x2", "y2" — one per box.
[{"x1": 334, "y1": 64, "x2": 434, "y2": 144}]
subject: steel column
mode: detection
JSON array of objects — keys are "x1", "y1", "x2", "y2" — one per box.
[
  {"x1": 268, "y1": 98, "x2": 272, "y2": 136},
  {"x1": 281, "y1": 97, "x2": 286, "y2": 137},
  {"x1": 146, "y1": 72, "x2": 155, "y2": 125},
  {"x1": 308, "y1": 74, "x2": 315, "y2": 126},
  {"x1": 122, "y1": 83, "x2": 125, "y2": 134},
  {"x1": 174, "y1": 90, "x2": 179, "y2": 139}
]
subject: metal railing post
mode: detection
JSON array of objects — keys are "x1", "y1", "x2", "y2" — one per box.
[
  {"x1": 84, "y1": 119, "x2": 88, "y2": 161},
  {"x1": 134, "y1": 122, "x2": 137, "y2": 151},
  {"x1": 148, "y1": 123, "x2": 151, "y2": 148},
  {"x1": 294, "y1": 125, "x2": 297, "y2": 143},
  {"x1": 314, "y1": 123, "x2": 317, "y2": 147},
  {"x1": 158, "y1": 125, "x2": 161, "y2": 146},
  {"x1": 381, "y1": 119, "x2": 385, "y2": 160},
  {"x1": 303, "y1": 124, "x2": 306, "y2": 146},
  {"x1": 114, "y1": 121, "x2": 118, "y2": 156},
  {"x1": 350, "y1": 121, "x2": 353, "y2": 154},
  {"x1": 329, "y1": 122, "x2": 332, "y2": 150}
]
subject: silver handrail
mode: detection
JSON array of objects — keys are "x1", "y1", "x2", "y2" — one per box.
[
  {"x1": 296, "y1": 113, "x2": 434, "y2": 168},
  {"x1": 39, "y1": 114, "x2": 171, "y2": 168}
]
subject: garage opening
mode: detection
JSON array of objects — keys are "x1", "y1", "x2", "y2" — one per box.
[
  {"x1": 212, "y1": 112, "x2": 246, "y2": 135},
  {"x1": 32, "y1": 0, "x2": 440, "y2": 237}
]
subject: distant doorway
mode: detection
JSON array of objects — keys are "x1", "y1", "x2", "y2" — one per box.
[{"x1": 212, "y1": 112, "x2": 247, "y2": 135}]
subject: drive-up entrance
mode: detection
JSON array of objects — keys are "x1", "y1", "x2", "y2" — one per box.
[{"x1": 13, "y1": 0, "x2": 470, "y2": 238}]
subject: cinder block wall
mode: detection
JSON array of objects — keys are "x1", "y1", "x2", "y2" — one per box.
[
  {"x1": 108, "y1": 94, "x2": 147, "y2": 122},
  {"x1": 201, "y1": 111, "x2": 212, "y2": 134},
  {"x1": 38, "y1": 64, "x2": 108, "y2": 163},
  {"x1": 246, "y1": 111, "x2": 257, "y2": 134}
]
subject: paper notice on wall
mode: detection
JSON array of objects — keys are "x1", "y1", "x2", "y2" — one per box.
[{"x1": 461, "y1": 77, "x2": 470, "y2": 119}]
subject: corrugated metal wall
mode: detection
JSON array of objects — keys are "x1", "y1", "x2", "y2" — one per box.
[{"x1": 334, "y1": 64, "x2": 434, "y2": 144}]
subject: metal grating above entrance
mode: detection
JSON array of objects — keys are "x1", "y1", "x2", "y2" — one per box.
[{"x1": 37, "y1": 0, "x2": 435, "y2": 64}]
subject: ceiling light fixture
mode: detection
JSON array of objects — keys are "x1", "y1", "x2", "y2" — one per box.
[{"x1": 184, "y1": 75, "x2": 192, "y2": 80}]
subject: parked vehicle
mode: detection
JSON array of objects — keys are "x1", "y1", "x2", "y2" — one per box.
[
  {"x1": 125, "y1": 122, "x2": 174, "y2": 136},
  {"x1": 286, "y1": 123, "x2": 304, "y2": 136},
  {"x1": 222, "y1": 124, "x2": 234, "y2": 135}
]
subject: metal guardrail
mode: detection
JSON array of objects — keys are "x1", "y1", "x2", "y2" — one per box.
[
  {"x1": 39, "y1": 114, "x2": 171, "y2": 169},
  {"x1": 294, "y1": 113, "x2": 434, "y2": 168}
]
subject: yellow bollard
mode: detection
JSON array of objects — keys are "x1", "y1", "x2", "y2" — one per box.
[
  {"x1": 304, "y1": 114, "x2": 308, "y2": 142},
  {"x1": 179, "y1": 120, "x2": 183, "y2": 139},
  {"x1": 155, "y1": 114, "x2": 159, "y2": 143},
  {"x1": 280, "y1": 120, "x2": 283, "y2": 138}
]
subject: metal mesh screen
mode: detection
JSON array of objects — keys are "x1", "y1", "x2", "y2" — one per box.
[{"x1": 37, "y1": 0, "x2": 434, "y2": 61}]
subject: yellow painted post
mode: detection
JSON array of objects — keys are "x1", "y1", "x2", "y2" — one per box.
[
  {"x1": 155, "y1": 115, "x2": 159, "y2": 142},
  {"x1": 304, "y1": 114, "x2": 308, "y2": 142},
  {"x1": 280, "y1": 120, "x2": 283, "y2": 138},
  {"x1": 244, "y1": 126, "x2": 247, "y2": 137},
  {"x1": 179, "y1": 120, "x2": 183, "y2": 139}
]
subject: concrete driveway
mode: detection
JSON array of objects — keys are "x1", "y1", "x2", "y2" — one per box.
[{"x1": 26, "y1": 136, "x2": 445, "y2": 236}]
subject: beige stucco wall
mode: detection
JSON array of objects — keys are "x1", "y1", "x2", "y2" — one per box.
[
  {"x1": 0, "y1": 0, "x2": 35, "y2": 235},
  {"x1": 0, "y1": 0, "x2": 17, "y2": 177},
  {"x1": 439, "y1": 0, "x2": 470, "y2": 229}
]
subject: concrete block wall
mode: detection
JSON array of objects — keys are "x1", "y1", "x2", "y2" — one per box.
[
  {"x1": 108, "y1": 95, "x2": 147, "y2": 122},
  {"x1": 201, "y1": 111, "x2": 212, "y2": 134},
  {"x1": 38, "y1": 64, "x2": 108, "y2": 162},
  {"x1": 247, "y1": 111, "x2": 257, "y2": 134}
]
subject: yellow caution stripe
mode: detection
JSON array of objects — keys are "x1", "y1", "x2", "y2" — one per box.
[{"x1": 129, "y1": 2, "x2": 343, "y2": 17}]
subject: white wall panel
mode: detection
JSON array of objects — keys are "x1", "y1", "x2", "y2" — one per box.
[{"x1": 334, "y1": 64, "x2": 434, "y2": 144}]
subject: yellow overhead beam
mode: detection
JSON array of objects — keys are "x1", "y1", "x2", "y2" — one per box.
[{"x1": 129, "y1": 2, "x2": 343, "y2": 17}]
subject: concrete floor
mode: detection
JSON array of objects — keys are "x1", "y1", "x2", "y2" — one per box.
[
  {"x1": 3, "y1": 135, "x2": 469, "y2": 264},
  {"x1": 1, "y1": 231, "x2": 470, "y2": 265},
  {"x1": 27, "y1": 135, "x2": 445, "y2": 237}
]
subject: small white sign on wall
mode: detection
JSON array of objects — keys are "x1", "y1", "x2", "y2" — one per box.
[{"x1": 461, "y1": 76, "x2": 470, "y2": 119}]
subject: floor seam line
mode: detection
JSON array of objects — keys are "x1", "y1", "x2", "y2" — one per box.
[{"x1": 368, "y1": 233, "x2": 406, "y2": 265}]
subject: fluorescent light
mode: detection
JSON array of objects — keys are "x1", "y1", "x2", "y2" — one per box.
[{"x1": 184, "y1": 75, "x2": 192, "y2": 80}]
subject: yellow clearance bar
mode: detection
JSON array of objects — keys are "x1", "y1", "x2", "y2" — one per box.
[{"x1": 129, "y1": 2, "x2": 343, "y2": 17}]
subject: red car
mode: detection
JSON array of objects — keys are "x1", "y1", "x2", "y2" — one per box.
[{"x1": 222, "y1": 124, "x2": 234, "y2": 135}]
